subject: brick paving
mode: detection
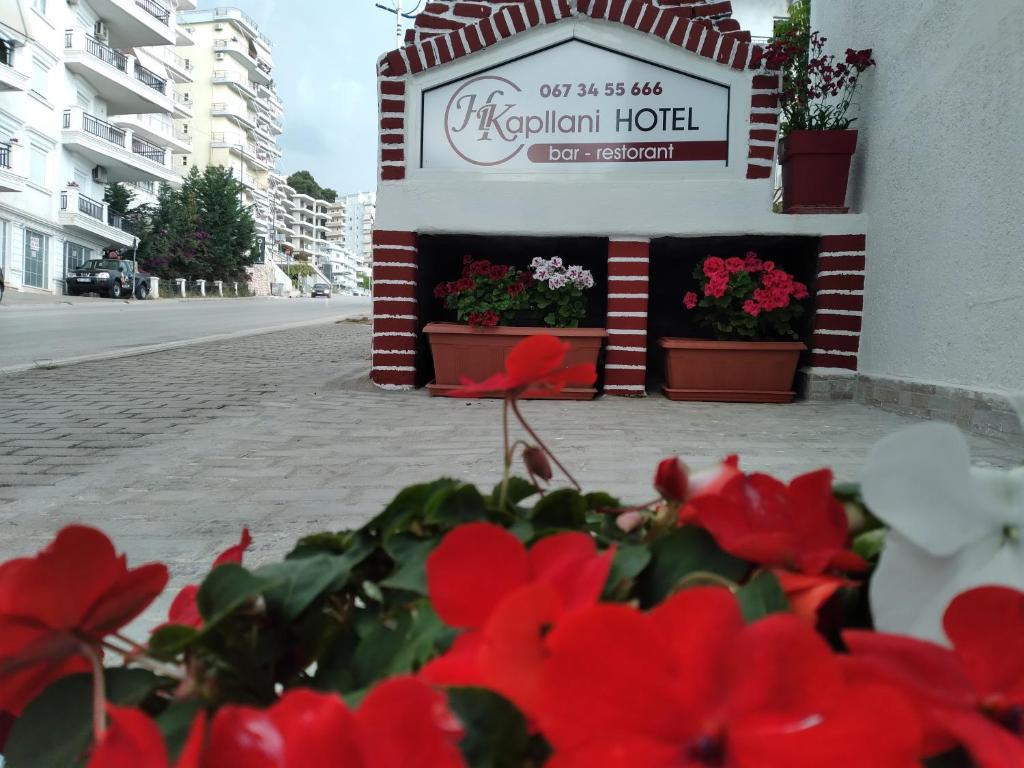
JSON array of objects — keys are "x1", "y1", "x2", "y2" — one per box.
[{"x1": 0, "y1": 319, "x2": 1019, "y2": 629}]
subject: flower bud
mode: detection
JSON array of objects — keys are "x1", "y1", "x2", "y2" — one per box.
[
  {"x1": 654, "y1": 457, "x2": 688, "y2": 502},
  {"x1": 523, "y1": 446, "x2": 553, "y2": 482}
]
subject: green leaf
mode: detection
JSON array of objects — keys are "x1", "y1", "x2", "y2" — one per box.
[
  {"x1": 737, "y1": 571, "x2": 790, "y2": 622},
  {"x1": 423, "y1": 483, "x2": 488, "y2": 528},
  {"x1": 365, "y1": 479, "x2": 462, "y2": 540},
  {"x1": 148, "y1": 624, "x2": 200, "y2": 661},
  {"x1": 351, "y1": 603, "x2": 447, "y2": 689},
  {"x1": 5, "y1": 669, "x2": 163, "y2": 768},
  {"x1": 157, "y1": 699, "x2": 204, "y2": 762},
  {"x1": 491, "y1": 477, "x2": 540, "y2": 508},
  {"x1": 197, "y1": 564, "x2": 276, "y2": 627},
  {"x1": 637, "y1": 526, "x2": 749, "y2": 607},
  {"x1": 255, "y1": 553, "x2": 354, "y2": 622},
  {"x1": 853, "y1": 528, "x2": 887, "y2": 561},
  {"x1": 380, "y1": 537, "x2": 437, "y2": 595},
  {"x1": 529, "y1": 489, "x2": 587, "y2": 529},
  {"x1": 544, "y1": 313, "x2": 557, "y2": 326},
  {"x1": 585, "y1": 491, "x2": 621, "y2": 511},
  {"x1": 447, "y1": 688, "x2": 532, "y2": 768},
  {"x1": 603, "y1": 545, "x2": 652, "y2": 600}
]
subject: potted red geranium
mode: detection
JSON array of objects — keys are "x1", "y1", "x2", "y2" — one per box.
[
  {"x1": 660, "y1": 252, "x2": 809, "y2": 403},
  {"x1": 767, "y1": 20, "x2": 876, "y2": 213},
  {"x1": 424, "y1": 256, "x2": 606, "y2": 400}
]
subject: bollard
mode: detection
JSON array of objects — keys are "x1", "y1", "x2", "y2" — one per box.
[
  {"x1": 176, "y1": 278, "x2": 186, "y2": 298},
  {"x1": 151, "y1": 277, "x2": 160, "y2": 299},
  {"x1": 197, "y1": 279, "x2": 206, "y2": 297},
  {"x1": 234, "y1": 282, "x2": 239, "y2": 296},
  {"x1": 214, "y1": 280, "x2": 224, "y2": 297}
]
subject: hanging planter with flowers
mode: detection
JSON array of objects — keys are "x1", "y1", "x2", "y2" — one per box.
[
  {"x1": 660, "y1": 252, "x2": 810, "y2": 403},
  {"x1": 424, "y1": 256, "x2": 606, "y2": 400},
  {"x1": 766, "y1": 24, "x2": 876, "y2": 213}
]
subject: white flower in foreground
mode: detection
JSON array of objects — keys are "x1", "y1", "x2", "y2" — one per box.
[{"x1": 862, "y1": 422, "x2": 1024, "y2": 644}]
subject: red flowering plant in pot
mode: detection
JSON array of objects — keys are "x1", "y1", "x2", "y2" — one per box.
[
  {"x1": 2, "y1": 334, "x2": 1021, "y2": 768},
  {"x1": 426, "y1": 256, "x2": 606, "y2": 400},
  {"x1": 766, "y1": 19, "x2": 876, "y2": 213},
  {"x1": 661, "y1": 252, "x2": 810, "y2": 403}
]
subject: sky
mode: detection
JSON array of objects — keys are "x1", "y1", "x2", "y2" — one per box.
[{"x1": 224, "y1": 0, "x2": 410, "y2": 196}]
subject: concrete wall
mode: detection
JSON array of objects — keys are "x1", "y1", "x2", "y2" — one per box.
[{"x1": 812, "y1": 1, "x2": 1024, "y2": 396}]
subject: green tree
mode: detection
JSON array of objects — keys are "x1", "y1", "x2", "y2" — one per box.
[
  {"x1": 321, "y1": 187, "x2": 337, "y2": 203},
  {"x1": 103, "y1": 182, "x2": 135, "y2": 214},
  {"x1": 286, "y1": 170, "x2": 336, "y2": 202}
]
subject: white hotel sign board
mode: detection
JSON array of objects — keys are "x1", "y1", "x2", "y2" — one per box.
[{"x1": 421, "y1": 40, "x2": 730, "y2": 172}]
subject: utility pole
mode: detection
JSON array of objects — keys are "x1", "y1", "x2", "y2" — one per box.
[{"x1": 374, "y1": 0, "x2": 425, "y2": 47}]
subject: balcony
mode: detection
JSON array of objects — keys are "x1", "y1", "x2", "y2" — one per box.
[
  {"x1": 162, "y1": 51, "x2": 193, "y2": 83},
  {"x1": 211, "y1": 101, "x2": 257, "y2": 129},
  {"x1": 112, "y1": 112, "x2": 191, "y2": 154},
  {"x1": 85, "y1": 0, "x2": 176, "y2": 47},
  {"x1": 0, "y1": 43, "x2": 28, "y2": 92},
  {"x1": 0, "y1": 141, "x2": 26, "y2": 193},
  {"x1": 212, "y1": 70, "x2": 258, "y2": 101},
  {"x1": 58, "y1": 188, "x2": 136, "y2": 247},
  {"x1": 172, "y1": 91, "x2": 193, "y2": 118},
  {"x1": 213, "y1": 38, "x2": 272, "y2": 84},
  {"x1": 64, "y1": 29, "x2": 172, "y2": 115},
  {"x1": 62, "y1": 107, "x2": 180, "y2": 184}
]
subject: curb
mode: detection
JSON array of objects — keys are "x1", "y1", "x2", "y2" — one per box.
[{"x1": 0, "y1": 311, "x2": 372, "y2": 376}]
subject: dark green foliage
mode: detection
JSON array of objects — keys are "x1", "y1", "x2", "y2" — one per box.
[{"x1": 286, "y1": 170, "x2": 335, "y2": 202}]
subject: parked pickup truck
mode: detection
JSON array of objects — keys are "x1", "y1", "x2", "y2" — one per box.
[{"x1": 65, "y1": 259, "x2": 152, "y2": 300}]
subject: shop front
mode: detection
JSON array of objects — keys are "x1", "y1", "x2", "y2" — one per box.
[{"x1": 371, "y1": 0, "x2": 867, "y2": 400}]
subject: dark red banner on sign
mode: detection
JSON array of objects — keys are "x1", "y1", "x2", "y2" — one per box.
[{"x1": 526, "y1": 141, "x2": 728, "y2": 164}]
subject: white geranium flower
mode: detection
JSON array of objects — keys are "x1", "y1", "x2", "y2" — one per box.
[
  {"x1": 530, "y1": 257, "x2": 546, "y2": 269},
  {"x1": 548, "y1": 273, "x2": 567, "y2": 290},
  {"x1": 549, "y1": 256, "x2": 563, "y2": 269},
  {"x1": 862, "y1": 422, "x2": 1024, "y2": 644}
]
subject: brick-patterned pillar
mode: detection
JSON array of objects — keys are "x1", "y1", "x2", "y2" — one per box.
[
  {"x1": 604, "y1": 239, "x2": 651, "y2": 397},
  {"x1": 371, "y1": 230, "x2": 418, "y2": 389},
  {"x1": 810, "y1": 234, "x2": 866, "y2": 372}
]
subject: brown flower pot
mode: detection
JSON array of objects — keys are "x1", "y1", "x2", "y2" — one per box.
[
  {"x1": 424, "y1": 322, "x2": 607, "y2": 400},
  {"x1": 780, "y1": 130, "x2": 858, "y2": 214},
  {"x1": 659, "y1": 338, "x2": 806, "y2": 403}
]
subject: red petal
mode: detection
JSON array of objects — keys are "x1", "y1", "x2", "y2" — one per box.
[
  {"x1": 426, "y1": 524, "x2": 529, "y2": 629},
  {"x1": 538, "y1": 604, "x2": 690, "y2": 751},
  {"x1": 213, "y1": 528, "x2": 253, "y2": 568},
  {"x1": 82, "y1": 563, "x2": 168, "y2": 638},
  {"x1": 785, "y1": 470, "x2": 854, "y2": 574},
  {"x1": 944, "y1": 587, "x2": 1024, "y2": 707},
  {"x1": 528, "y1": 533, "x2": 613, "y2": 614},
  {"x1": 203, "y1": 706, "x2": 284, "y2": 768},
  {"x1": 774, "y1": 571, "x2": 850, "y2": 623},
  {"x1": 479, "y1": 583, "x2": 561, "y2": 718},
  {"x1": 0, "y1": 620, "x2": 90, "y2": 715},
  {"x1": 418, "y1": 632, "x2": 487, "y2": 689},
  {"x1": 536, "y1": 363, "x2": 598, "y2": 393},
  {"x1": 86, "y1": 705, "x2": 169, "y2": 768},
  {"x1": 165, "y1": 585, "x2": 202, "y2": 630},
  {"x1": 504, "y1": 335, "x2": 569, "y2": 383},
  {"x1": 930, "y1": 705, "x2": 1024, "y2": 768},
  {"x1": 654, "y1": 457, "x2": 689, "y2": 502},
  {"x1": 447, "y1": 373, "x2": 519, "y2": 398},
  {"x1": 355, "y1": 677, "x2": 465, "y2": 768},
  {"x1": 269, "y1": 689, "x2": 362, "y2": 766},
  {"x1": 545, "y1": 738, "x2": 683, "y2": 768},
  {"x1": 173, "y1": 712, "x2": 206, "y2": 768}
]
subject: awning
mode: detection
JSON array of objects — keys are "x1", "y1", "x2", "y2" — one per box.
[{"x1": 0, "y1": 0, "x2": 29, "y2": 41}]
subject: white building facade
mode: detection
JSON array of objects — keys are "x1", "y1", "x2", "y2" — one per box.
[
  {"x1": 339, "y1": 191, "x2": 375, "y2": 295},
  {"x1": 1, "y1": 0, "x2": 187, "y2": 294}
]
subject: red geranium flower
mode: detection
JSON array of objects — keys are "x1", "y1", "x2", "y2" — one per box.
[
  {"x1": 536, "y1": 588, "x2": 923, "y2": 768},
  {"x1": 448, "y1": 335, "x2": 596, "y2": 398},
  {"x1": 683, "y1": 292, "x2": 698, "y2": 310},
  {"x1": 0, "y1": 526, "x2": 167, "y2": 715},
  {"x1": 160, "y1": 528, "x2": 253, "y2": 631},
  {"x1": 685, "y1": 469, "x2": 867, "y2": 620},
  {"x1": 89, "y1": 679, "x2": 465, "y2": 768},
  {"x1": 421, "y1": 523, "x2": 613, "y2": 718},
  {"x1": 654, "y1": 457, "x2": 688, "y2": 502},
  {"x1": 845, "y1": 586, "x2": 1024, "y2": 767}
]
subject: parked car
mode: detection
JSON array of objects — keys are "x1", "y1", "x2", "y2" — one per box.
[
  {"x1": 311, "y1": 283, "x2": 331, "y2": 298},
  {"x1": 66, "y1": 259, "x2": 152, "y2": 300}
]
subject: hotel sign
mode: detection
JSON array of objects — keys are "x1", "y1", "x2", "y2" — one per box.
[{"x1": 421, "y1": 40, "x2": 730, "y2": 172}]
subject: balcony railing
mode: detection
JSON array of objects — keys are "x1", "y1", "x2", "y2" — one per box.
[
  {"x1": 132, "y1": 135, "x2": 166, "y2": 164},
  {"x1": 169, "y1": 51, "x2": 192, "y2": 72},
  {"x1": 0, "y1": 40, "x2": 14, "y2": 68},
  {"x1": 173, "y1": 92, "x2": 193, "y2": 109},
  {"x1": 65, "y1": 110, "x2": 127, "y2": 148},
  {"x1": 134, "y1": 63, "x2": 166, "y2": 94},
  {"x1": 135, "y1": 0, "x2": 170, "y2": 25},
  {"x1": 0, "y1": 143, "x2": 9, "y2": 169},
  {"x1": 65, "y1": 30, "x2": 129, "y2": 71},
  {"x1": 211, "y1": 7, "x2": 272, "y2": 47},
  {"x1": 61, "y1": 190, "x2": 105, "y2": 221}
]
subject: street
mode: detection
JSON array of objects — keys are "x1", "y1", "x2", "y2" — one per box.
[
  {"x1": 0, "y1": 295, "x2": 370, "y2": 373},
  {"x1": 0, "y1": 319, "x2": 1019, "y2": 631}
]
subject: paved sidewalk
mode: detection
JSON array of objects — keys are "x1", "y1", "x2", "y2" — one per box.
[{"x1": 0, "y1": 320, "x2": 1019, "y2": 628}]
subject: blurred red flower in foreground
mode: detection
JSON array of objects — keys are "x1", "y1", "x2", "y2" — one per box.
[
  {"x1": 162, "y1": 528, "x2": 253, "y2": 630},
  {"x1": 536, "y1": 588, "x2": 922, "y2": 768},
  {"x1": 448, "y1": 335, "x2": 596, "y2": 398},
  {"x1": 685, "y1": 469, "x2": 866, "y2": 619},
  {"x1": 846, "y1": 586, "x2": 1024, "y2": 767},
  {"x1": 421, "y1": 523, "x2": 613, "y2": 719},
  {"x1": 88, "y1": 678, "x2": 465, "y2": 768},
  {"x1": 0, "y1": 526, "x2": 167, "y2": 715}
]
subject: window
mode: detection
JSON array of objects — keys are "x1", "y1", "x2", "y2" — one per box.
[
  {"x1": 0, "y1": 40, "x2": 13, "y2": 68},
  {"x1": 31, "y1": 59, "x2": 47, "y2": 96},
  {"x1": 29, "y1": 146, "x2": 47, "y2": 186},
  {"x1": 23, "y1": 229, "x2": 48, "y2": 289},
  {"x1": 32, "y1": 0, "x2": 46, "y2": 15},
  {"x1": 64, "y1": 241, "x2": 90, "y2": 274}
]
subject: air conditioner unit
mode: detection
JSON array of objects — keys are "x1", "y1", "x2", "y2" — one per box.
[
  {"x1": 92, "y1": 166, "x2": 108, "y2": 184},
  {"x1": 214, "y1": 23, "x2": 223, "y2": 30},
  {"x1": 215, "y1": 52, "x2": 225, "y2": 61},
  {"x1": 94, "y1": 21, "x2": 108, "y2": 40}
]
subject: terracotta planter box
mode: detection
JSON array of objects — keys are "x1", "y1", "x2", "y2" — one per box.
[
  {"x1": 659, "y1": 338, "x2": 806, "y2": 403},
  {"x1": 424, "y1": 322, "x2": 607, "y2": 400},
  {"x1": 780, "y1": 130, "x2": 858, "y2": 214}
]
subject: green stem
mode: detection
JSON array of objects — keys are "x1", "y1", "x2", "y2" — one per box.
[
  {"x1": 673, "y1": 571, "x2": 741, "y2": 594},
  {"x1": 81, "y1": 643, "x2": 106, "y2": 744},
  {"x1": 498, "y1": 396, "x2": 512, "y2": 509},
  {"x1": 510, "y1": 398, "x2": 581, "y2": 491}
]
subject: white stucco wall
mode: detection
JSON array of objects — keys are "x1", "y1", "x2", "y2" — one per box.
[{"x1": 812, "y1": 1, "x2": 1024, "y2": 393}]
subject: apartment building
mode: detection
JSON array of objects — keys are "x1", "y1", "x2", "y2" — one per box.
[
  {"x1": 338, "y1": 191, "x2": 374, "y2": 295},
  {"x1": 174, "y1": 7, "x2": 283, "y2": 240},
  {"x1": 0, "y1": 0, "x2": 186, "y2": 293}
]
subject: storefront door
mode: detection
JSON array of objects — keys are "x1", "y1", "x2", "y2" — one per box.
[{"x1": 23, "y1": 229, "x2": 48, "y2": 289}]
